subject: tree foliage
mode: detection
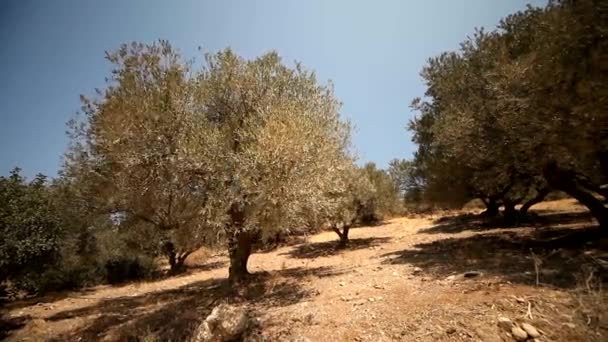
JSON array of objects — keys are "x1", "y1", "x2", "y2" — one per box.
[
  {"x1": 66, "y1": 42, "x2": 354, "y2": 281},
  {"x1": 0, "y1": 169, "x2": 62, "y2": 291},
  {"x1": 322, "y1": 164, "x2": 376, "y2": 246},
  {"x1": 408, "y1": 0, "x2": 608, "y2": 225}
]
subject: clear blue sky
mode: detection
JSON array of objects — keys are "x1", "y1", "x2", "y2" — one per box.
[{"x1": 0, "y1": 0, "x2": 545, "y2": 178}]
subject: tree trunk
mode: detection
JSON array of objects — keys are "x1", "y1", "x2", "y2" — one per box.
[
  {"x1": 520, "y1": 188, "x2": 550, "y2": 215},
  {"x1": 332, "y1": 224, "x2": 350, "y2": 248},
  {"x1": 503, "y1": 200, "x2": 518, "y2": 220},
  {"x1": 341, "y1": 225, "x2": 350, "y2": 247},
  {"x1": 227, "y1": 201, "x2": 252, "y2": 284},
  {"x1": 228, "y1": 231, "x2": 252, "y2": 284},
  {"x1": 331, "y1": 224, "x2": 343, "y2": 239},
  {"x1": 167, "y1": 251, "x2": 191, "y2": 274},
  {"x1": 481, "y1": 198, "x2": 500, "y2": 217},
  {"x1": 163, "y1": 242, "x2": 187, "y2": 274},
  {"x1": 544, "y1": 163, "x2": 608, "y2": 228},
  {"x1": 168, "y1": 251, "x2": 177, "y2": 270}
]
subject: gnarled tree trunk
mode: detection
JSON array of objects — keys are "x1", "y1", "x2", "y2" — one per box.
[
  {"x1": 544, "y1": 163, "x2": 608, "y2": 228},
  {"x1": 331, "y1": 223, "x2": 350, "y2": 248},
  {"x1": 502, "y1": 199, "x2": 519, "y2": 222},
  {"x1": 226, "y1": 201, "x2": 253, "y2": 284},
  {"x1": 228, "y1": 231, "x2": 252, "y2": 283},
  {"x1": 481, "y1": 197, "x2": 500, "y2": 217},
  {"x1": 520, "y1": 187, "x2": 550, "y2": 215},
  {"x1": 164, "y1": 242, "x2": 192, "y2": 274}
]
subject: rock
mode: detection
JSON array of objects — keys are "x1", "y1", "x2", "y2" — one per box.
[
  {"x1": 445, "y1": 275, "x2": 457, "y2": 281},
  {"x1": 563, "y1": 322, "x2": 576, "y2": 329},
  {"x1": 511, "y1": 326, "x2": 528, "y2": 341},
  {"x1": 368, "y1": 297, "x2": 375, "y2": 302},
  {"x1": 192, "y1": 304, "x2": 250, "y2": 342},
  {"x1": 497, "y1": 317, "x2": 514, "y2": 331},
  {"x1": 392, "y1": 271, "x2": 399, "y2": 276},
  {"x1": 339, "y1": 281, "x2": 346, "y2": 286},
  {"x1": 446, "y1": 327, "x2": 456, "y2": 334},
  {"x1": 520, "y1": 323, "x2": 540, "y2": 338},
  {"x1": 412, "y1": 267, "x2": 423, "y2": 274},
  {"x1": 373, "y1": 284, "x2": 384, "y2": 289}
]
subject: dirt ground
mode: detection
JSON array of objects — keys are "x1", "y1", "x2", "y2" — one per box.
[{"x1": 3, "y1": 199, "x2": 607, "y2": 341}]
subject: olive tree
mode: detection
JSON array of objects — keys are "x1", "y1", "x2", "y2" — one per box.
[
  {"x1": 197, "y1": 50, "x2": 352, "y2": 282},
  {"x1": 67, "y1": 41, "x2": 227, "y2": 272},
  {"x1": 321, "y1": 165, "x2": 376, "y2": 247},
  {"x1": 409, "y1": 0, "x2": 607, "y2": 226},
  {"x1": 70, "y1": 42, "x2": 352, "y2": 281}
]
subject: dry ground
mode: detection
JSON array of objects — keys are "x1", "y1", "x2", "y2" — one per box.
[{"x1": 3, "y1": 199, "x2": 607, "y2": 341}]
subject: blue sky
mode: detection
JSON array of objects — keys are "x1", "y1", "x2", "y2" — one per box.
[{"x1": 0, "y1": 0, "x2": 545, "y2": 178}]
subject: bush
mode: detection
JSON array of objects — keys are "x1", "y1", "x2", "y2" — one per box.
[{"x1": 105, "y1": 256, "x2": 156, "y2": 284}]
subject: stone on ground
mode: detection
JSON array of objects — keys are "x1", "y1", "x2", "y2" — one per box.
[
  {"x1": 511, "y1": 326, "x2": 528, "y2": 341},
  {"x1": 192, "y1": 304, "x2": 250, "y2": 342},
  {"x1": 520, "y1": 323, "x2": 540, "y2": 338},
  {"x1": 497, "y1": 317, "x2": 514, "y2": 331}
]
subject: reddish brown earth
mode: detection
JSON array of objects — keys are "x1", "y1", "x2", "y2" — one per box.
[{"x1": 3, "y1": 199, "x2": 607, "y2": 341}]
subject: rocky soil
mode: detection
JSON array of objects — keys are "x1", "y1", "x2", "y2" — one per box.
[{"x1": 3, "y1": 199, "x2": 607, "y2": 341}]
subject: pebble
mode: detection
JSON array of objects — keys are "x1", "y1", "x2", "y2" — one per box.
[
  {"x1": 368, "y1": 297, "x2": 375, "y2": 302},
  {"x1": 339, "y1": 281, "x2": 346, "y2": 286},
  {"x1": 511, "y1": 326, "x2": 528, "y2": 341},
  {"x1": 497, "y1": 317, "x2": 514, "y2": 331},
  {"x1": 521, "y1": 323, "x2": 540, "y2": 338}
]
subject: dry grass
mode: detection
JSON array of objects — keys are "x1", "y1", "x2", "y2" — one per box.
[{"x1": 2, "y1": 199, "x2": 606, "y2": 341}]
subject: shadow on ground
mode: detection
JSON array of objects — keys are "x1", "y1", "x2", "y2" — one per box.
[
  {"x1": 36, "y1": 265, "x2": 343, "y2": 341},
  {"x1": 184, "y1": 260, "x2": 228, "y2": 273},
  {"x1": 280, "y1": 237, "x2": 392, "y2": 259},
  {"x1": 421, "y1": 210, "x2": 595, "y2": 234},
  {"x1": 382, "y1": 225, "x2": 607, "y2": 289},
  {"x1": 3, "y1": 287, "x2": 98, "y2": 312},
  {"x1": 0, "y1": 315, "x2": 30, "y2": 340}
]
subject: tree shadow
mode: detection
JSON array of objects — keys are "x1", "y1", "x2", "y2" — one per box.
[
  {"x1": 280, "y1": 237, "x2": 392, "y2": 259},
  {"x1": 351, "y1": 219, "x2": 390, "y2": 228},
  {"x1": 0, "y1": 315, "x2": 30, "y2": 340},
  {"x1": 2, "y1": 286, "x2": 99, "y2": 312},
  {"x1": 37, "y1": 264, "x2": 346, "y2": 341},
  {"x1": 184, "y1": 260, "x2": 227, "y2": 273},
  {"x1": 421, "y1": 210, "x2": 595, "y2": 234},
  {"x1": 275, "y1": 265, "x2": 351, "y2": 279},
  {"x1": 382, "y1": 225, "x2": 607, "y2": 289}
]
